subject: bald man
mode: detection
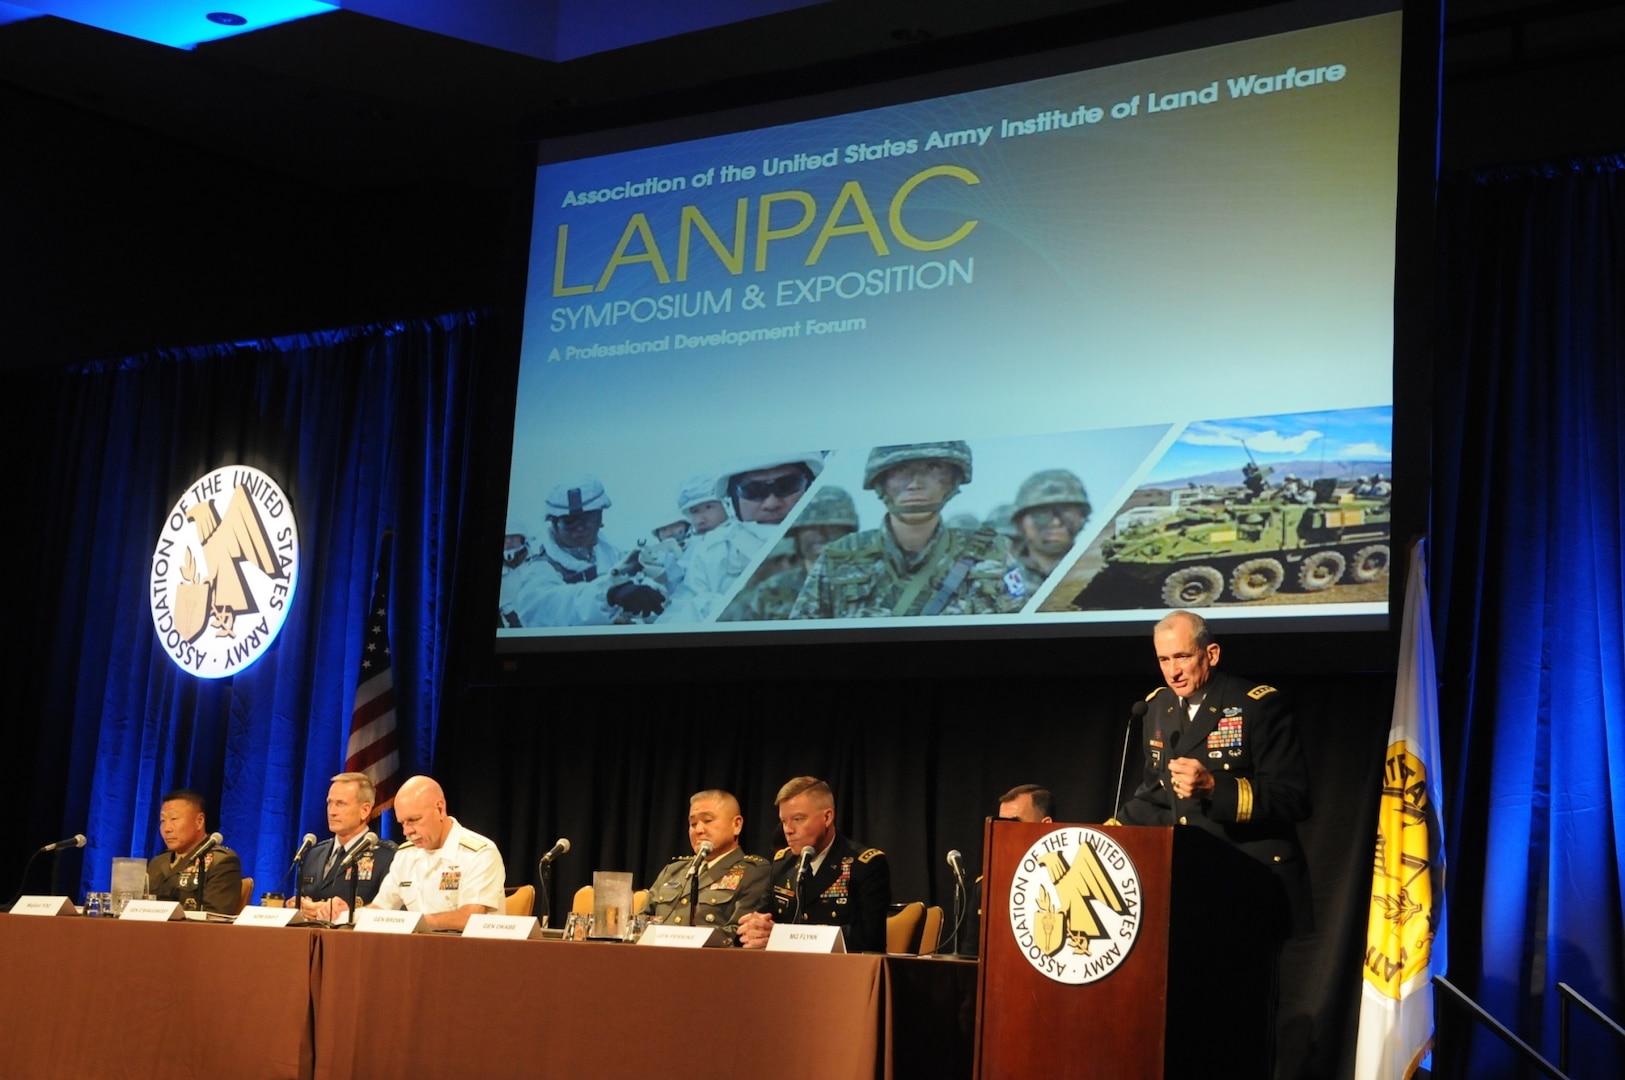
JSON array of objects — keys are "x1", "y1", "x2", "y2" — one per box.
[{"x1": 345, "y1": 775, "x2": 506, "y2": 931}]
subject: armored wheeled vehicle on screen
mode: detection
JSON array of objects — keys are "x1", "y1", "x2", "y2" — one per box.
[{"x1": 1073, "y1": 464, "x2": 1391, "y2": 609}]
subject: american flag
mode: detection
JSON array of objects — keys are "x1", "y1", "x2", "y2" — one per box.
[{"x1": 347, "y1": 533, "x2": 400, "y2": 813}]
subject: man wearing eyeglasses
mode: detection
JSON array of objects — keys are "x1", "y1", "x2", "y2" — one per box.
[
  {"x1": 790, "y1": 441, "x2": 1025, "y2": 619},
  {"x1": 737, "y1": 777, "x2": 891, "y2": 953},
  {"x1": 1009, "y1": 469, "x2": 1092, "y2": 590},
  {"x1": 659, "y1": 452, "x2": 824, "y2": 623},
  {"x1": 512, "y1": 474, "x2": 667, "y2": 625}
]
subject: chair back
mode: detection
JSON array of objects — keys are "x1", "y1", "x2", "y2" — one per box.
[
  {"x1": 918, "y1": 904, "x2": 944, "y2": 955},
  {"x1": 571, "y1": 884, "x2": 595, "y2": 914},
  {"x1": 238, "y1": 877, "x2": 254, "y2": 915},
  {"x1": 504, "y1": 884, "x2": 535, "y2": 917},
  {"x1": 886, "y1": 900, "x2": 926, "y2": 954}
]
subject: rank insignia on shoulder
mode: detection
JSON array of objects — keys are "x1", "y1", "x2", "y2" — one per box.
[
  {"x1": 1247, "y1": 684, "x2": 1277, "y2": 700},
  {"x1": 1144, "y1": 688, "x2": 1161, "y2": 701},
  {"x1": 459, "y1": 836, "x2": 488, "y2": 852},
  {"x1": 773, "y1": 847, "x2": 791, "y2": 861},
  {"x1": 741, "y1": 854, "x2": 767, "y2": 865},
  {"x1": 857, "y1": 847, "x2": 883, "y2": 863}
]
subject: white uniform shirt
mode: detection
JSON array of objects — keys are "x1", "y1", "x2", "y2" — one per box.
[
  {"x1": 370, "y1": 819, "x2": 505, "y2": 915},
  {"x1": 660, "y1": 520, "x2": 770, "y2": 623},
  {"x1": 512, "y1": 529, "x2": 622, "y2": 627}
]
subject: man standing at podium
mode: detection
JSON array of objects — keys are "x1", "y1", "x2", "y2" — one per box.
[{"x1": 1109, "y1": 609, "x2": 1313, "y2": 934}]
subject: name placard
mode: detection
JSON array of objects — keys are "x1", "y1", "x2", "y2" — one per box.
[
  {"x1": 636, "y1": 924, "x2": 724, "y2": 948},
  {"x1": 767, "y1": 923, "x2": 846, "y2": 953},
  {"x1": 120, "y1": 900, "x2": 184, "y2": 922},
  {"x1": 464, "y1": 914, "x2": 543, "y2": 940},
  {"x1": 353, "y1": 908, "x2": 428, "y2": 934},
  {"x1": 11, "y1": 896, "x2": 76, "y2": 916},
  {"x1": 234, "y1": 906, "x2": 300, "y2": 928}
]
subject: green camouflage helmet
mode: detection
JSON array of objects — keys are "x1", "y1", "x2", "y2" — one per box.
[
  {"x1": 1012, "y1": 469, "x2": 1091, "y2": 520},
  {"x1": 863, "y1": 441, "x2": 973, "y2": 490},
  {"x1": 791, "y1": 486, "x2": 859, "y2": 531}
]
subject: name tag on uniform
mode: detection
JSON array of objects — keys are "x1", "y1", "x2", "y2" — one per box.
[
  {"x1": 767, "y1": 924, "x2": 846, "y2": 953},
  {"x1": 637, "y1": 924, "x2": 723, "y2": 948},
  {"x1": 354, "y1": 908, "x2": 429, "y2": 934},
  {"x1": 464, "y1": 915, "x2": 543, "y2": 940}
]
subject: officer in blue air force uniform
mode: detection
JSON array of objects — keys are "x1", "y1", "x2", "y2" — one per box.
[
  {"x1": 736, "y1": 777, "x2": 891, "y2": 953},
  {"x1": 638, "y1": 789, "x2": 770, "y2": 945},
  {"x1": 1109, "y1": 609, "x2": 1313, "y2": 934},
  {"x1": 297, "y1": 771, "x2": 396, "y2": 919}
]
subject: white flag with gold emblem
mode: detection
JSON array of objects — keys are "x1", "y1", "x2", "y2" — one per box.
[{"x1": 1354, "y1": 537, "x2": 1447, "y2": 1078}]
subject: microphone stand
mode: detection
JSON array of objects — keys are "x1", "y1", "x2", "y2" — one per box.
[
  {"x1": 685, "y1": 858, "x2": 702, "y2": 927},
  {"x1": 535, "y1": 860, "x2": 553, "y2": 929}
]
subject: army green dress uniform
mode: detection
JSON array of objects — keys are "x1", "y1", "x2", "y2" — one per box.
[
  {"x1": 1112, "y1": 669, "x2": 1313, "y2": 934},
  {"x1": 638, "y1": 847, "x2": 771, "y2": 945},
  {"x1": 147, "y1": 845, "x2": 244, "y2": 915},
  {"x1": 789, "y1": 523, "x2": 1024, "y2": 618},
  {"x1": 767, "y1": 836, "x2": 892, "y2": 953}
]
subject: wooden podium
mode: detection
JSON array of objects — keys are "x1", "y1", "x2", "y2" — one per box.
[{"x1": 973, "y1": 821, "x2": 1286, "y2": 1079}]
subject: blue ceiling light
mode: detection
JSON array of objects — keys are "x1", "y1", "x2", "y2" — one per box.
[{"x1": 3, "y1": 1, "x2": 339, "y2": 49}]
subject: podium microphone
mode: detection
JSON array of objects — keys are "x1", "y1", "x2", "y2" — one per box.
[{"x1": 1112, "y1": 701, "x2": 1148, "y2": 818}]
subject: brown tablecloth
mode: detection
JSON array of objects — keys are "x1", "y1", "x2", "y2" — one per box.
[
  {"x1": 0, "y1": 916, "x2": 975, "y2": 1080},
  {"x1": 313, "y1": 933, "x2": 887, "y2": 1080},
  {"x1": 0, "y1": 914, "x2": 318, "y2": 1080}
]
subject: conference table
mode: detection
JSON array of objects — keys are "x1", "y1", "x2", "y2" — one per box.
[{"x1": 1, "y1": 914, "x2": 975, "y2": 1079}]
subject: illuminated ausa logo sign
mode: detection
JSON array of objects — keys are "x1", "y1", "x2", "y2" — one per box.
[
  {"x1": 149, "y1": 467, "x2": 299, "y2": 677},
  {"x1": 1008, "y1": 827, "x2": 1142, "y2": 984}
]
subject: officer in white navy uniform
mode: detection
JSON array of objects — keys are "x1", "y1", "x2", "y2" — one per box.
[{"x1": 339, "y1": 775, "x2": 505, "y2": 932}]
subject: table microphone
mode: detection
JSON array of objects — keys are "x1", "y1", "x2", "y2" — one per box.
[{"x1": 41, "y1": 834, "x2": 87, "y2": 853}]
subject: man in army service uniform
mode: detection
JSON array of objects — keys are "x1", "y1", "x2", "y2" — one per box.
[
  {"x1": 147, "y1": 789, "x2": 243, "y2": 914},
  {"x1": 789, "y1": 441, "x2": 1025, "y2": 619},
  {"x1": 1109, "y1": 609, "x2": 1313, "y2": 934},
  {"x1": 1009, "y1": 469, "x2": 1091, "y2": 591},
  {"x1": 296, "y1": 771, "x2": 397, "y2": 920},
  {"x1": 737, "y1": 777, "x2": 891, "y2": 953},
  {"x1": 637, "y1": 789, "x2": 770, "y2": 945}
]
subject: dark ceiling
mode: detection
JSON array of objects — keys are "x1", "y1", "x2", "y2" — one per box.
[{"x1": 3, "y1": 0, "x2": 1623, "y2": 368}]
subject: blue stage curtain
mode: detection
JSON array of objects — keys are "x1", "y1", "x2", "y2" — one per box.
[
  {"x1": 8, "y1": 312, "x2": 483, "y2": 904},
  {"x1": 1434, "y1": 155, "x2": 1625, "y2": 1075}
]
